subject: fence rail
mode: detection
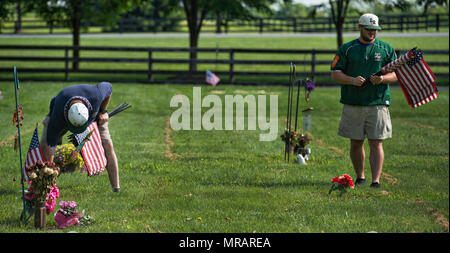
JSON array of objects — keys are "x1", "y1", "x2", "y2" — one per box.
[
  {"x1": 0, "y1": 45, "x2": 448, "y2": 85},
  {"x1": 1, "y1": 13, "x2": 448, "y2": 34}
]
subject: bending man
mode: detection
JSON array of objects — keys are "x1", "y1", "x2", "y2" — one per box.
[{"x1": 41, "y1": 82, "x2": 120, "y2": 192}]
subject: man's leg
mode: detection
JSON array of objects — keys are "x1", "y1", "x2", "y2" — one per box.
[
  {"x1": 350, "y1": 139, "x2": 365, "y2": 180},
  {"x1": 368, "y1": 139, "x2": 384, "y2": 184},
  {"x1": 41, "y1": 116, "x2": 54, "y2": 162}
]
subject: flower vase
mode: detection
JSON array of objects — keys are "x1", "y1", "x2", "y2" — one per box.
[
  {"x1": 288, "y1": 144, "x2": 295, "y2": 154},
  {"x1": 34, "y1": 202, "x2": 46, "y2": 229},
  {"x1": 61, "y1": 163, "x2": 77, "y2": 173}
]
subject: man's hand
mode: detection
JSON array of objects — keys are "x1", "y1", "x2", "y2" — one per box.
[
  {"x1": 370, "y1": 74, "x2": 384, "y2": 85},
  {"x1": 351, "y1": 76, "x2": 366, "y2": 86},
  {"x1": 41, "y1": 144, "x2": 55, "y2": 163},
  {"x1": 98, "y1": 112, "x2": 109, "y2": 126}
]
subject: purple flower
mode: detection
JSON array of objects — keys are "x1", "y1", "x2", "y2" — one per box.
[
  {"x1": 305, "y1": 81, "x2": 315, "y2": 92},
  {"x1": 59, "y1": 201, "x2": 68, "y2": 208},
  {"x1": 69, "y1": 201, "x2": 77, "y2": 209}
]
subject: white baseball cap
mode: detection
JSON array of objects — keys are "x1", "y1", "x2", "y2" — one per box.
[
  {"x1": 68, "y1": 102, "x2": 89, "y2": 127},
  {"x1": 359, "y1": 13, "x2": 382, "y2": 30}
]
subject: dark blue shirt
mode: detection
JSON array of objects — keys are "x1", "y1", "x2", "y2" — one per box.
[{"x1": 46, "y1": 82, "x2": 112, "y2": 147}]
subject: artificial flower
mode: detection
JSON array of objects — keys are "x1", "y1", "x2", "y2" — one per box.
[{"x1": 329, "y1": 174, "x2": 355, "y2": 196}]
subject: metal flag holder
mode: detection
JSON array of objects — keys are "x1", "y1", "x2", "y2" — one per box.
[
  {"x1": 283, "y1": 63, "x2": 314, "y2": 163},
  {"x1": 13, "y1": 67, "x2": 31, "y2": 226}
]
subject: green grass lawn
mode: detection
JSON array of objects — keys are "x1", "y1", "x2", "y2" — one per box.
[{"x1": 0, "y1": 81, "x2": 448, "y2": 233}]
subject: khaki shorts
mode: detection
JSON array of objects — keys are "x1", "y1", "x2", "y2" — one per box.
[
  {"x1": 338, "y1": 104, "x2": 392, "y2": 140},
  {"x1": 41, "y1": 115, "x2": 112, "y2": 146}
]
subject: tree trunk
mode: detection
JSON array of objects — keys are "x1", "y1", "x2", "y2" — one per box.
[
  {"x1": 216, "y1": 13, "x2": 222, "y2": 34},
  {"x1": 336, "y1": 22, "x2": 343, "y2": 47},
  {"x1": 72, "y1": 0, "x2": 81, "y2": 70},
  {"x1": 15, "y1": 0, "x2": 22, "y2": 34},
  {"x1": 183, "y1": 0, "x2": 210, "y2": 73},
  {"x1": 153, "y1": 0, "x2": 161, "y2": 33},
  {"x1": 189, "y1": 29, "x2": 198, "y2": 73},
  {"x1": 183, "y1": 0, "x2": 198, "y2": 73},
  {"x1": 329, "y1": 0, "x2": 350, "y2": 48}
]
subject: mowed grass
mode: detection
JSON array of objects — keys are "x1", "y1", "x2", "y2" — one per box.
[{"x1": 0, "y1": 81, "x2": 448, "y2": 233}]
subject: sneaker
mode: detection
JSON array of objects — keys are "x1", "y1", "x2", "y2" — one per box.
[
  {"x1": 370, "y1": 182, "x2": 380, "y2": 188},
  {"x1": 355, "y1": 178, "x2": 366, "y2": 185}
]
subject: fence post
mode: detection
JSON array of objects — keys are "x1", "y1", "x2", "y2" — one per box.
[
  {"x1": 400, "y1": 16, "x2": 403, "y2": 32},
  {"x1": 311, "y1": 50, "x2": 316, "y2": 82},
  {"x1": 416, "y1": 16, "x2": 419, "y2": 31},
  {"x1": 216, "y1": 15, "x2": 222, "y2": 34},
  {"x1": 436, "y1": 14, "x2": 440, "y2": 31},
  {"x1": 293, "y1": 18, "x2": 297, "y2": 33},
  {"x1": 64, "y1": 47, "x2": 69, "y2": 81},
  {"x1": 259, "y1": 18, "x2": 263, "y2": 34},
  {"x1": 148, "y1": 49, "x2": 153, "y2": 82},
  {"x1": 328, "y1": 17, "x2": 332, "y2": 32},
  {"x1": 229, "y1": 49, "x2": 235, "y2": 84}
]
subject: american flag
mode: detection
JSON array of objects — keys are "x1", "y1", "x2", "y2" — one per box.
[
  {"x1": 79, "y1": 122, "x2": 107, "y2": 176},
  {"x1": 206, "y1": 70, "x2": 220, "y2": 86},
  {"x1": 381, "y1": 48, "x2": 438, "y2": 108},
  {"x1": 25, "y1": 125, "x2": 44, "y2": 169}
]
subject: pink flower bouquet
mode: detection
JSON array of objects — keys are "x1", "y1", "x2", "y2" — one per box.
[
  {"x1": 45, "y1": 185, "x2": 59, "y2": 215},
  {"x1": 54, "y1": 201, "x2": 80, "y2": 229}
]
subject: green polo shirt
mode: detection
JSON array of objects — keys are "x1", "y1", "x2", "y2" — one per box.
[{"x1": 331, "y1": 38, "x2": 397, "y2": 106}]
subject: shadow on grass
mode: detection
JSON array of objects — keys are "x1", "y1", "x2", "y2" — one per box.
[
  {"x1": 199, "y1": 179, "x2": 331, "y2": 188},
  {"x1": 0, "y1": 188, "x2": 18, "y2": 196}
]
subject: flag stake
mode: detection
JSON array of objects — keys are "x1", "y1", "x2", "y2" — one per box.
[
  {"x1": 285, "y1": 63, "x2": 293, "y2": 161},
  {"x1": 14, "y1": 67, "x2": 27, "y2": 226}
]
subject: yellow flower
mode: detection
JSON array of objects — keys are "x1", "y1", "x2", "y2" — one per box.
[
  {"x1": 43, "y1": 167, "x2": 53, "y2": 175},
  {"x1": 29, "y1": 172, "x2": 37, "y2": 180}
]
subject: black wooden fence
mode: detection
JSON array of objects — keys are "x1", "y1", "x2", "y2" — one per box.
[
  {"x1": 0, "y1": 45, "x2": 448, "y2": 85},
  {"x1": 2, "y1": 13, "x2": 449, "y2": 34}
]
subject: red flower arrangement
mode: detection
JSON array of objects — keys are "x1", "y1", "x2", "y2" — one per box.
[{"x1": 329, "y1": 174, "x2": 354, "y2": 196}]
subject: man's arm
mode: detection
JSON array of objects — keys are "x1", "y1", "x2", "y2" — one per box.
[
  {"x1": 100, "y1": 95, "x2": 111, "y2": 112},
  {"x1": 332, "y1": 71, "x2": 397, "y2": 86},
  {"x1": 98, "y1": 95, "x2": 111, "y2": 125},
  {"x1": 331, "y1": 71, "x2": 366, "y2": 86},
  {"x1": 370, "y1": 72, "x2": 398, "y2": 85},
  {"x1": 42, "y1": 143, "x2": 55, "y2": 163}
]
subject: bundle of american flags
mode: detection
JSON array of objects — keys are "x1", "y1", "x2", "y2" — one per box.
[
  {"x1": 381, "y1": 47, "x2": 438, "y2": 108},
  {"x1": 68, "y1": 103, "x2": 131, "y2": 176},
  {"x1": 72, "y1": 122, "x2": 106, "y2": 176}
]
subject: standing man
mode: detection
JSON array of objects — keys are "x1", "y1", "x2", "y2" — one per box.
[
  {"x1": 330, "y1": 14, "x2": 397, "y2": 188},
  {"x1": 41, "y1": 82, "x2": 120, "y2": 192}
]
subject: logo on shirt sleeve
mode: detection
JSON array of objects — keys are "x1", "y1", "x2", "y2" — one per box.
[{"x1": 331, "y1": 55, "x2": 340, "y2": 68}]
